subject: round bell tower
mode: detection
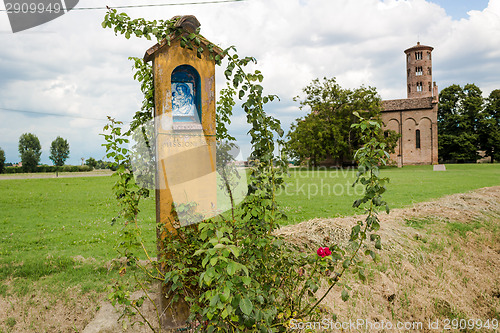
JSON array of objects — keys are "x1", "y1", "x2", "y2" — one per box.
[{"x1": 405, "y1": 42, "x2": 434, "y2": 99}]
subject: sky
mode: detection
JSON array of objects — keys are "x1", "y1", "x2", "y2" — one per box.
[{"x1": 0, "y1": 0, "x2": 498, "y2": 164}]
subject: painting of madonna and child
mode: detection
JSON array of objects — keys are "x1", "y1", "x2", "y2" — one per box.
[{"x1": 172, "y1": 82, "x2": 198, "y2": 121}]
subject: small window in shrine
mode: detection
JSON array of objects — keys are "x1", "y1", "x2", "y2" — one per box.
[{"x1": 171, "y1": 65, "x2": 201, "y2": 123}]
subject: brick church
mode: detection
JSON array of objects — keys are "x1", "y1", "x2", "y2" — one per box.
[{"x1": 380, "y1": 42, "x2": 439, "y2": 166}]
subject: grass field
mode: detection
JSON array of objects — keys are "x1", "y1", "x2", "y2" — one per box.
[
  {"x1": 0, "y1": 176, "x2": 156, "y2": 296},
  {"x1": 278, "y1": 163, "x2": 500, "y2": 223},
  {"x1": 0, "y1": 164, "x2": 498, "y2": 297}
]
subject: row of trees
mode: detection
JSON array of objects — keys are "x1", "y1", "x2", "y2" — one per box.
[
  {"x1": 0, "y1": 133, "x2": 70, "y2": 173},
  {"x1": 19, "y1": 133, "x2": 70, "y2": 172},
  {"x1": 286, "y1": 77, "x2": 399, "y2": 166},
  {"x1": 1, "y1": 138, "x2": 115, "y2": 174},
  {"x1": 438, "y1": 85, "x2": 500, "y2": 163}
]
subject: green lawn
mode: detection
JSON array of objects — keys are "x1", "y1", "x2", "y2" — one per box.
[
  {"x1": 0, "y1": 176, "x2": 156, "y2": 295},
  {"x1": 277, "y1": 164, "x2": 500, "y2": 223},
  {"x1": 0, "y1": 164, "x2": 498, "y2": 294}
]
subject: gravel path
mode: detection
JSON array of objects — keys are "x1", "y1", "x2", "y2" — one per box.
[{"x1": 0, "y1": 170, "x2": 113, "y2": 180}]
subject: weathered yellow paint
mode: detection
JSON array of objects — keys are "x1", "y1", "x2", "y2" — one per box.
[{"x1": 151, "y1": 38, "x2": 217, "y2": 235}]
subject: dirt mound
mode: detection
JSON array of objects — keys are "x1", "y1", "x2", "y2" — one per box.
[
  {"x1": 0, "y1": 288, "x2": 101, "y2": 333},
  {"x1": 276, "y1": 186, "x2": 500, "y2": 249},
  {"x1": 277, "y1": 186, "x2": 500, "y2": 332}
]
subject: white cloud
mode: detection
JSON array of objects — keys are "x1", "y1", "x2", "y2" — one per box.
[{"x1": 0, "y1": 0, "x2": 499, "y2": 163}]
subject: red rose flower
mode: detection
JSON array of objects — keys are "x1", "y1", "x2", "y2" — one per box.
[{"x1": 317, "y1": 247, "x2": 331, "y2": 258}]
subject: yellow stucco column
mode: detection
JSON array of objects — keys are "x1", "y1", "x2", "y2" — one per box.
[{"x1": 143, "y1": 15, "x2": 220, "y2": 329}]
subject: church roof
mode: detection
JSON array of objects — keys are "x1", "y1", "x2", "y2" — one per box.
[{"x1": 382, "y1": 96, "x2": 435, "y2": 112}]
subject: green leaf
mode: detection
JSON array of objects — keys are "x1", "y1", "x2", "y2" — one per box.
[
  {"x1": 239, "y1": 298, "x2": 253, "y2": 316},
  {"x1": 221, "y1": 286, "x2": 231, "y2": 302},
  {"x1": 228, "y1": 246, "x2": 240, "y2": 258},
  {"x1": 226, "y1": 261, "x2": 239, "y2": 275},
  {"x1": 365, "y1": 250, "x2": 376, "y2": 261},
  {"x1": 209, "y1": 294, "x2": 220, "y2": 307},
  {"x1": 358, "y1": 269, "x2": 366, "y2": 282},
  {"x1": 241, "y1": 276, "x2": 251, "y2": 286},
  {"x1": 203, "y1": 272, "x2": 212, "y2": 286},
  {"x1": 342, "y1": 259, "x2": 350, "y2": 269},
  {"x1": 341, "y1": 289, "x2": 349, "y2": 302}
]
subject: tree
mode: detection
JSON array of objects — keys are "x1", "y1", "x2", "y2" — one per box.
[
  {"x1": 18, "y1": 133, "x2": 42, "y2": 172},
  {"x1": 95, "y1": 159, "x2": 110, "y2": 169},
  {"x1": 478, "y1": 89, "x2": 500, "y2": 162},
  {"x1": 286, "y1": 77, "x2": 398, "y2": 166},
  {"x1": 438, "y1": 84, "x2": 483, "y2": 162},
  {"x1": 287, "y1": 113, "x2": 329, "y2": 166},
  {"x1": 85, "y1": 157, "x2": 97, "y2": 168},
  {"x1": 0, "y1": 147, "x2": 5, "y2": 174},
  {"x1": 49, "y1": 136, "x2": 70, "y2": 167}
]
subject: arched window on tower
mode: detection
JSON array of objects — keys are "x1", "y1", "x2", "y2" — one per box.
[{"x1": 416, "y1": 129, "x2": 421, "y2": 149}]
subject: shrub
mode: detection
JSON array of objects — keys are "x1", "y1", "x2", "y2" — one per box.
[
  {"x1": 4, "y1": 167, "x2": 24, "y2": 174},
  {"x1": 3, "y1": 165, "x2": 93, "y2": 173}
]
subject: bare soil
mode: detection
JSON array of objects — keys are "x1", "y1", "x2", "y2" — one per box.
[
  {"x1": 277, "y1": 186, "x2": 500, "y2": 332},
  {"x1": 1, "y1": 186, "x2": 499, "y2": 332},
  {"x1": 0, "y1": 288, "x2": 101, "y2": 333}
]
